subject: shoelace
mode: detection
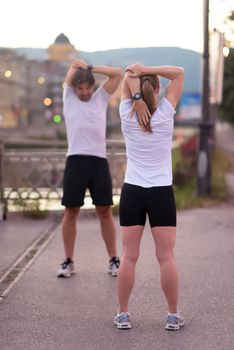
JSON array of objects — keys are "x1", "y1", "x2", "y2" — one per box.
[
  {"x1": 110, "y1": 257, "x2": 120, "y2": 268},
  {"x1": 62, "y1": 262, "x2": 69, "y2": 268},
  {"x1": 119, "y1": 314, "x2": 129, "y2": 323},
  {"x1": 167, "y1": 315, "x2": 178, "y2": 324},
  {"x1": 62, "y1": 260, "x2": 72, "y2": 269}
]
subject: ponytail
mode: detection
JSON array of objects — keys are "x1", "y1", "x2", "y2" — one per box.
[{"x1": 140, "y1": 75, "x2": 159, "y2": 133}]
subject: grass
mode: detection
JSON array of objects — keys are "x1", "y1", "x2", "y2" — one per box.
[{"x1": 173, "y1": 147, "x2": 232, "y2": 210}]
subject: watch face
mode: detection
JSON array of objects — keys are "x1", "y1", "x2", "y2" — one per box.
[{"x1": 133, "y1": 93, "x2": 142, "y2": 100}]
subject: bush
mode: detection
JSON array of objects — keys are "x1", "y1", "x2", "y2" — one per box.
[
  {"x1": 173, "y1": 134, "x2": 198, "y2": 187},
  {"x1": 13, "y1": 199, "x2": 49, "y2": 219}
]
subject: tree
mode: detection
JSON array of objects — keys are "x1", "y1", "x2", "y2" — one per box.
[
  {"x1": 219, "y1": 10, "x2": 234, "y2": 124},
  {"x1": 220, "y1": 48, "x2": 234, "y2": 124}
]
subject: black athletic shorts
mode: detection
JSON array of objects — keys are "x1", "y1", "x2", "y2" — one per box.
[
  {"x1": 119, "y1": 183, "x2": 176, "y2": 227},
  {"x1": 62, "y1": 155, "x2": 113, "y2": 207}
]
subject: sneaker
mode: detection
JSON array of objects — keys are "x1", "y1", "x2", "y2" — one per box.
[
  {"x1": 57, "y1": 258, "x2": 75, "y2": 278},
  {"x1": 165, "y1": 313, "x2": 185, "y2": 331},
  {"x1": 114, "y1": 312, "x2": 131, "y2": 329},
  {"x1": 108, "y1": 256, "x2": 120, "y2": 277}
]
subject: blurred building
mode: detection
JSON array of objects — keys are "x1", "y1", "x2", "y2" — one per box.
[
  {"x1": 0, "y1": 48, "x2": 50, "y2": 129},
  {"x1": 0, "y1": 48, "x2": 29, "y2": 128},
  {"x1": 0, "y1": 34, "x2": 121, "y2": 137},
  {"x1": 44, "y1": 33, "x2": 78, "y2": 127},
  {"x1": 47, "y1": 33, "x2": 77, "y2": 62},
  {"x1": 0, "y1": 34, "x2": 77, "y2": 131}
]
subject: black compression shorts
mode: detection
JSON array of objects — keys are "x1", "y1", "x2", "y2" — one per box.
[{"x1": 119, "y1": 183, "x2": 176, "y2": 227}]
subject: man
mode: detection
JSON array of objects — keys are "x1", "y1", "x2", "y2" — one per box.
[{"x1": 57, "y1": 59, "x2": 122, "y2": 278}]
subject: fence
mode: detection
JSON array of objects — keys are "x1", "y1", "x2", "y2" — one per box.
[{"x1": 0, "y1": 140, "x2": 126, "y2": 219}]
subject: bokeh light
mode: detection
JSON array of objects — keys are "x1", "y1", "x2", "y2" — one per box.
[
  {"x1": 37, "y1": 76, "x2": 46, "y2": 84},
  {"x1": 53, "y1": 114, "x2": 62, "y2": 123},
  {"x1": 4, "y1": 70, "x2": 12, "y2": 78},
  {"x1": 223, "y1": 46, "x2": 230, "y2": 57},
  {"x1": 43, "y1": 97, "x2": 52, "y2": 106}
]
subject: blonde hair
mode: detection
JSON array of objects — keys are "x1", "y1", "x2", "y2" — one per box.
[{"x1": 140, "y1": 75, "x2": 160, "y2": 133}]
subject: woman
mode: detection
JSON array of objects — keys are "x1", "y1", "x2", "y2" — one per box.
[{"x1": 114, "y1": 63, "x2": 185, "y2": 331}]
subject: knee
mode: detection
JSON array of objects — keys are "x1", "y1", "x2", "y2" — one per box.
[
  {"x1": 96, "y1": 206, "x2": 112, "y2": 221},
  {"x1": 64, "y1": 207, "x2": 79, "y2": 222},
  {"x1": 123, "y1": 251, "x2": 140, "y2": 265},
  {"x1": 156, "y1": 250, "x2": 174, "y2": 264}
]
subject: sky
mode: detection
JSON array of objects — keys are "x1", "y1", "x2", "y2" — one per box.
[{"x1": 0, "y1": 0, "x2": 233, "y2": 53}]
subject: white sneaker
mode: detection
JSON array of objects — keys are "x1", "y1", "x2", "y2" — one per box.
[
  {"x1": 57, "y1": 258, "x2": 75, "y2": 278},
  {"x1": 165, "y1": 313, "x2": 185, "y2": 331},
  {"x1": 114, "y1": 312, "x2": 131, "y2": 329},
  {"x1": 108, "y1": 257, "x2": 120, "y2": 277}
]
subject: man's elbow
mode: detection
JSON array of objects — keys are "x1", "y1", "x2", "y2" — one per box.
[{"x1": 115, "y1": 67, "x2": 123, "y2": 79}]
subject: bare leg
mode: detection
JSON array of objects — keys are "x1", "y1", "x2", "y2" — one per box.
[
  {"x1": 96, "y1": 206, "x2": 117, "y2": 259},
  {"x1": 62, "y1": 207, "x2": 80, "y2": 260},
  {"x1": 117, "y1": 226, "x2": 144, "y2": 312},
  {"x1": 151, "y1": 227, "x2": 179, "y2": 314}
]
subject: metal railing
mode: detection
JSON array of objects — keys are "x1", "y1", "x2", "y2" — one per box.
[{"x1": 0, "y1": 140, "x2": 127, "y2": 219}]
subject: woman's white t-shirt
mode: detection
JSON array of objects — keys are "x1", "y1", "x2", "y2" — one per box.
[
  {"x1": 119, "y1": 97, "x2": 176, "y2": 188},
  {"x1": 63, "y1": 84, "x2": 110, "y2": 158}
]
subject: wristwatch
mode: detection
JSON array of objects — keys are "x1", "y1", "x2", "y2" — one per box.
[
  {"x1": 132, "y1": 92, "x2": 142, "y2": 100},
  {"x1": 87, "y1": 64, "x2": 94, "y2": 70}
]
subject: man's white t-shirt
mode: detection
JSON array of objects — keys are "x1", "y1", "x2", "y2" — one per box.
[
  {"x1": 119, "y1": 97, "x2": 176, "y2": 187},
  {"x1": 63, "y1": 84, "x2": 110, "y2": 158}
]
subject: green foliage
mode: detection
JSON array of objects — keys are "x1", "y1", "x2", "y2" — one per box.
[
  {"x1": 56, "y1": 130, "x2": 67, "y2": 140},
  {"x1": 219, "y1": 49, "x2": 234, "y2": 124},
  {"x1": 211, "y1": 148, "x2": 231, "y2": 200},
  {"x1": 173, "y1": 135, "x2": 197, "y2": 187},
  {"x1": 13, "y1": 198, "x2": 49, "y2": 219},
  {"x1": 173, "y1": 147, "x2": 231, "y2": 209}
]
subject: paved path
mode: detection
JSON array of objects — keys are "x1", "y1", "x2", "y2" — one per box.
[
  {"x1": 0, "y1": 122, "x2": 233, "y2": 350},
  {"x1": 0, "y1": 207, "x2": 234, "y2": 350},
  {"x1": 0, "y1": 212, "x2": 59, "y2": 279}
]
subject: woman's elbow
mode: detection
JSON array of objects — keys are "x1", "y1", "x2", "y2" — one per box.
[{"x1": 178, "y1": 67, "x2": 185, "y2": 76}]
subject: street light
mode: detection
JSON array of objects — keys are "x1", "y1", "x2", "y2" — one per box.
[
  {"x1": 196, "y1": 0, "x2": 213, "y2": 196},
  {"x1": 223, "y1": 46, "x2": 230, "y2": 57}
]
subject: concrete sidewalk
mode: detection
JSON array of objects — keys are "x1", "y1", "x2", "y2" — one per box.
[{"x1": 0, "y1": 212, "x2": 60, "y2": 280}]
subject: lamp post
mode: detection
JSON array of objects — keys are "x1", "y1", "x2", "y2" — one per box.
[{"x1": 196, "y1": 0, "x2": 214, "y2": 195}]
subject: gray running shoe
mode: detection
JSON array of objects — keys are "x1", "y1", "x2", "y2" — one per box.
[
  {"x1": 165, "y1": 313, "x2": 185, "y2": 331},
  {"x1": 57, "y1": 258, "x2": 75, "y2": 278},
  {"x1": 114, "y1": 312, "x2": 131, "y2": 329},
  {"x1": 108, "y1": 256, "x2": 120, "y2": 277}
]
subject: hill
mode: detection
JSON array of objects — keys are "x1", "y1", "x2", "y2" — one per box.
[
  {"x1": 80, "y1": 47, "x2": 201, "y2": 93},
  {"x1": 15, "y1": 46, "x2": 201, "y2": 93}
]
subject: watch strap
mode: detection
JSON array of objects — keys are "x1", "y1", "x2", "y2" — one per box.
[{"x1": 132, "y1": 92, "x2": 142, "y2": 100}]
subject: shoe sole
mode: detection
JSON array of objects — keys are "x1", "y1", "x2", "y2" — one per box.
[
  {"x1": 114, "y1": 322, "x2": 131, "y2": 330},
  {"x1": 108, "y1": 269, "x2": 118, "y2": 277},
  {"x1": 57, "y1": 271, "x2": 75, "y2": 278},
  {"x1": 57, "y1": 274, "x2": 71, "y2": 278},
  {"x1": 165, "y1": 321, "x2": 185, "y2": 331}
]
